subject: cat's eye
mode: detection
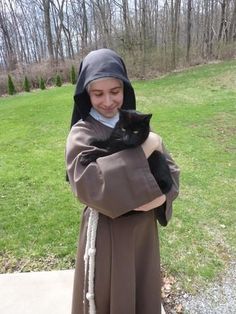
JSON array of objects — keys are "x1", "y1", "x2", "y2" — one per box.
[
  {"x1": 133, "y1": 130, "x2": 139, "y2": 134},
  {"x1": 121, "y1": 128, "x2": 126, "y2": 132}
]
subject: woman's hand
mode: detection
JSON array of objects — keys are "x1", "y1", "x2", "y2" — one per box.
[
  {"x1": 141, "y1": 132, "x2": 163, "y2": 158},
  {"x1": 134, "y1": 195, "x2": 166, "y2": 212}
]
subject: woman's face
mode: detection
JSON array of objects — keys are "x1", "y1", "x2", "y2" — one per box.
[{"x1": 88, "y1": 78, "x2": 124, "y2": 118}]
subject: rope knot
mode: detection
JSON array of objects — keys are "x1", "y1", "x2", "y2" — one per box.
[
  {"x1": 86, "y1": 292, "x2": 95, "y2": 300},
  {"x1": 88, "y1": 248, "x2": 96, "y2": 256}
]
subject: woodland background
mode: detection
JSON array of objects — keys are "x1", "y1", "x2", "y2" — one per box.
[{"x1": 0, "y1": 0, "x2": 236, "y2": 95}]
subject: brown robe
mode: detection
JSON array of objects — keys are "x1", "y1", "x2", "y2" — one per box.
[{"x1": 66, "y1": 115, "x2": 180, "y2": 314}]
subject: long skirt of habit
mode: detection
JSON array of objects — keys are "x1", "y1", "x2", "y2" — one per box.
[{"x1": 71, "y1": 207, "x2": 162, "y2": 314}]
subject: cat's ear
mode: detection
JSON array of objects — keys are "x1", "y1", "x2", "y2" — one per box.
[
  {"x1": 143, "y1": 114, "x2": 152, "y2": 123},
  {"x1": 119, "y1": 108, "x2": 127, "y2": 115},
  {"x1": 119, "y1": 109, "x2": 127, "y2": 116},
  {"x1": 119, "y1": 108, "x2": 130, "y2": 122},
  {"x1": 118, "y1": 108, "x2": 125, "y2": 120}
]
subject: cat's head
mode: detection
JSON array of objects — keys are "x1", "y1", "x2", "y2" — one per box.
[{"x1": 117, "y1": 109, "x2": 152, "y2": 147}]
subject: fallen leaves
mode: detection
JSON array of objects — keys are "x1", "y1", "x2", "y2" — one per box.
[{"x1": 161, "y1": 267, "x2": 184, "y2": 314}]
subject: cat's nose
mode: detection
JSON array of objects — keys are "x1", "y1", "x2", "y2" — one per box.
[{"x1": 123, "y1": 134, "x2": 129, "y2": 142}]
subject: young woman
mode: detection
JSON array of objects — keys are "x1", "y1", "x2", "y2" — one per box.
[{"x1": 66, "y1": 48, "x2": 180, "y2": 314}]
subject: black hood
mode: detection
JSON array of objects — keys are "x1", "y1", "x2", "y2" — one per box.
[{"x1": 70, "y1": 48, "x2": 136, "y2": 127}]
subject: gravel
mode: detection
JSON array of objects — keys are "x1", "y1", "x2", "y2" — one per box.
[{"x1": 180, "y1": 261, "x2": 236, "y2": 314}]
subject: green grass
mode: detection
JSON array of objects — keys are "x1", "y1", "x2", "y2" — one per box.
[
  {"x1": 0, "y1": 86, "x2": 81, "y2": 271},
  {"x1": 1, "y1": 61, "x2": 236, "y2": 293},
  {"x1": 134, "y1": 60, "x2": 236, "y2": 292}
]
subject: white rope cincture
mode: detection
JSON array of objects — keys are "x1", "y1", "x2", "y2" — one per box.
[{"x1": 83, "y1": 208, "x2": 99, "y2": 314}]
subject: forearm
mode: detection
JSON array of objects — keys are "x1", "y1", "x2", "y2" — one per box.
[
  {"x1": 67, "y1": 129, "x2": 164, "y2": 218},
  {"x1": 134, "y1": 194, "x2": 166, "y2": 212},
  {"x1": 141, "y1": 132, "x2": 163, "y2": 158}
]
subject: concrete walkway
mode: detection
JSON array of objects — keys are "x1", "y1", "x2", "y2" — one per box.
[
  {"x1": 0, "y1": 269, "x2": 166, "y2": 314},
  {"x1": 0, "y1": 269, "x2": 74, "y2": 314}
]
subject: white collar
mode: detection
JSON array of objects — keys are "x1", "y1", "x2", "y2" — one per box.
[{"x1": 89, "y1": 108, "x2": 119, "y2": 128}]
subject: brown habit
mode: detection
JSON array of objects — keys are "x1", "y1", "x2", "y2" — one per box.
[{"x1": 66, "y1": 116, "x2": 180, "y2": 314}]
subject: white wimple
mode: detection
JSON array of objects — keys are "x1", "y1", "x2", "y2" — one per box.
[{"x1": 84, "y1": 208, "x2": 99, "y2": 314}]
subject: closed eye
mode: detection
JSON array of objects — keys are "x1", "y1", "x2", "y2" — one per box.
[
  {"x1": 121, "y1": 128, "x2": 126, "y2": 132},
  {"x1": 133, "y1": 130, "x2": 139, "y2": 134},
  {"x1": 93, "y1": 92, "x2": 103, "y2": 97},
  {"x1": 111, "y1": 91, "x2": 120, "y2": 95}
]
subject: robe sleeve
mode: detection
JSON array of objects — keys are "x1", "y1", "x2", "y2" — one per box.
[
  {"x1": 65, "y1": 120, "x2": 164, "y2": 218},
  {"x1": 162, "y1": 143, "x2": 180, "y2": 223}
]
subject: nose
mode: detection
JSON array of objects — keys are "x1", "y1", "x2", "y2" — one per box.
[
  {"x1": 123, "y1": 134, "x2": 129, "y2": 143},
  {"x1": 103, "y1": 94, "x2": 113, "y2": 108}
]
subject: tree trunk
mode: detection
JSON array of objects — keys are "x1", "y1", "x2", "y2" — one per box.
[
  {"x1": 42, "y1": 0, "x2": 54, "y2": 62},
  {"x1": 0, "y1": 11, "x2": 17, "y2": 70},
  {"x1": 228, "y1": 0, "x2": 236, "y2": 42},
  {"x1": 171, "y1": 0, "x2": 181, "y2": 68},
  {"x1": 218, "y1": 0, "x2": 227, "y2": 41},
  {"x1": 186, "y1": 0, "x2": 192, "y2": 63},
  {"x1": 81, "y1": 0, "x2": 88, "y2": 55}
]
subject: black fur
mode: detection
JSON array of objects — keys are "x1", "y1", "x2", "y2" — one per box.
[{"x1": 79, "y1": 109, "x2": 173, "y2": 226}]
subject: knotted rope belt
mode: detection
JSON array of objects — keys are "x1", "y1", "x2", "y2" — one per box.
[{"x1": 83, "y1": 208, "x2": 99, "y2": 314}]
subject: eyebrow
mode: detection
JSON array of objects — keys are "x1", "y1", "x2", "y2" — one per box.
[{"x1": 90, "y1": 86, "x2": 122, "y2": 92}]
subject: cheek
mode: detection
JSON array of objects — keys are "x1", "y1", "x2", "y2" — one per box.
[
  {"x1": 90, "y1": 95, "x2": 101, "y2": 107},
  {"x1": 115, "y1": 93, "x2": 124, "y2": 107}
]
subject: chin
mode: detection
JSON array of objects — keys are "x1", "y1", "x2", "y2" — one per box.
[{"x1": 102, "y1": 111, "x2": 119, "y2": 118}]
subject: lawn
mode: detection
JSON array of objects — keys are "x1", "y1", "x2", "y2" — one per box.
[{"x1": 0, "y1": 60, "x2": 235, "y2": 293}]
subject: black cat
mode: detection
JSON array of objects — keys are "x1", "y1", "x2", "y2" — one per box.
[{"x1": 79, "y1": 109, "x2": 173, "y2": 226}]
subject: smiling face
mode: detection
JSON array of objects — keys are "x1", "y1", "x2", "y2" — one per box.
[{"x1": 88, "y1": 78, "x2": 124, "y2": 118}]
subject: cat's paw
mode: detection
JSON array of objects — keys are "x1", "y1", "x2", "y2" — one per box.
[
  {"x1": 154, "y1": 205, "x2": 168, "y2": 227},
  {"x1": 79, "y1": 152, "x2": 97, "y2": 166},
  {"x1": 159, "y1": 180, "x2": 173, "y2": 194}
]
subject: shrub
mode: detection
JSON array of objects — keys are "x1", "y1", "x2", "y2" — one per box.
[
  {"x1": 39, "y1": 77, "x2": 46, "y2": 90},
  {"x1": 55, "y1": 74, "x2": 62, "y2": 87},
  {"x1": 8, "y1": 74, "x2": 16, "y2": 95},
  {"x1": 23, "y1": 76, "x2": 31, "y2": 92},
  {"x1": 70, "y1": 65, "x2": 76, "y2": 84}
]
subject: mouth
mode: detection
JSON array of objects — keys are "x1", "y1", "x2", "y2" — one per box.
[{"x1": 103, "y1": 107, "x2": 117, "y2": 112}]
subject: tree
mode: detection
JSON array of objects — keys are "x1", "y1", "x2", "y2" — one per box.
[
  {"x1": 23, "y1": 76, "x2": 31, "y2": 92},
  {"x1": 8, "y1": 74, "x2": 16, "y2": 95},
  {"x1": 218, "y1": 0, "x2": 227, "y2": 42},
  {"x1": 171, "y1": 0, "x2": 181, "y2": 68},
  {"x1": 81, "y1": 0, "x2": 88, "y2": 54},
  {"x1": 186, "y1": 0, "x2": 192, "y2": 63},
  {"x1": 70, "y1": 65, "x2": 76, "y2": 85},
  {"x1": 42, "y1": 0, "x2": 54, "y2": 62},
  {"x1": 55, "y1": 74, "x2": 62, "y2": 87},
  {"x1": 0, "y1": 5, "x2": 17, "y2": 70},
  {"x1": 39, "y1": 77, "x2": 46, "y2": 90},
  {"x1": 228, "y1": 0, "x2": 236, "y2": 42},
  {"x1": 0, "y1": 0, "x2": 236, "y2": 82}
]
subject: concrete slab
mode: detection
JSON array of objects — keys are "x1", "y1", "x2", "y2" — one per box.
[
  {"x1": 0, "y1": 269, "x2": 74, "y2": 314},
  {"x1": 0, "y1": 269, "x2": 166, "y2": 314}
]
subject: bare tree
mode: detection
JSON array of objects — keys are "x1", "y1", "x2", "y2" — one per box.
[
  {"x1": 51, "y1": 0, "x2": 66, "y2": 63},
  {"x1": 186, "y1": 0, "x2": 192, "y2": 63},
  {"x1": 171, "y1": 0, "x2": 181, "y2": 68},
  {"x1": 228, "y1": 0, "x2": 236, "y2": 42},
  {"x1": 41, "y1": 0, "x2": 54, "y2": 62},
  {"x1": 0, "y1": 0, "x2": 235, "y2": 76},
  {"x1": 0, "y1": 1, "x2": 17, "y2": 70},
  {"x1": 218, "y1": 0, "x2": 227, "y2": 41},
  {"x1": 81, "y1": 0, "x2": 88, "y2": 54}
]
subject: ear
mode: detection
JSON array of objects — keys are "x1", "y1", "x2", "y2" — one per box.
[
  {"x1": 119, "y1": 108, "x2": 127, "y2": 114},
  {"x1": 118, "y1": 108, "x2": 129, "y2": 120},
  {"x1": 142, "y1": 114, "x2": 152, "y2": 123},
  {"x1": 147, "y1": 113, "x2": 152, "y2": 121}
]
